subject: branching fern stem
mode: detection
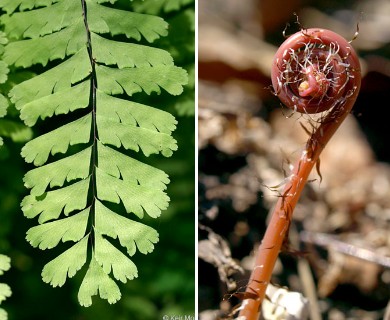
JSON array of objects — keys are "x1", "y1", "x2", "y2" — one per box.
[{"x1": 238, "y1": 29, "x2": 361, "y2": 319}]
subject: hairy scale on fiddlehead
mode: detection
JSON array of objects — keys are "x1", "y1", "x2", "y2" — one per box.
[
  {"x1": 272, "y1": 28, "x2": 359, "y2": 114},
  {"x1": 237, "y1": 28, "x2": 361, "y2": 320}
]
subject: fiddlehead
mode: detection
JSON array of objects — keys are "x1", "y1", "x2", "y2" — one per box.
[
  {"x1": 237, "y1": 28, "x2": 361, "y2": 320},
  {"x1": 272, "y1": 28, "x2": 360, "y2": 114}
]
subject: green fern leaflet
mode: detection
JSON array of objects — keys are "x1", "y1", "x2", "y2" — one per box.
[
  {"x1": 0, "y1": 31, "x2": 9, "y2": 147},
  {"x1": 0, "y1": 0, "x2": 187, "y2": 306},
  {"x1": 0, "y1": 254, "x2": 11, "y2": 320}
]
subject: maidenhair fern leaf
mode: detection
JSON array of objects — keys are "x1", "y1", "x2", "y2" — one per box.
[
  {"x1": 0, "y1": 64, "x2": 7, "y2": 85},
  {"x1": 164, "y1": 6, "x2": 195, "y2": 116},
  {"x1": 78, "y1": 256, "x2": 121, "y2": 307},
  {"x1": 0, "y1": 31, "x2": 33, "y2": 148},
  {"x1": 132, "y1": 0, "x2": 194, "y2": 14},
  {"x1": 134, "y1": 1, "x2": 195, "y2": 116},
  {"x1": 92, "y1": 32, "x2": 174, "y2": 68},
  {"x1": 97, "y1": 91, "x2": 177, "y2": 135},
  {"x1": 97, "y1": 116, "x2": 177, "y2": 157},
  {"x1": 3, "y1": 19, "x2": 86, "y2": 67},
  {"x1": 0, "y1": 95, "x2": 7, "y2": 119},
  {"x1": 26, "y1": 208, "x2": 90, "y2": 249},
  {"x1": 95, "y1": 200, "x2": 158, "y2": 256},
  {"x1": 87, "y1": 2, "x2": 168, "y2": 42},
  {"x1": 9, "y1": 49, "x2": 91, "y2": 107},
  {"x1": 0, "y1": 119, "x2": 33, "y2": 144},
  {"x1": 0, "y1": 31, "x2": 9, "y2": 147},
  {"x1": 94, "y1": 231, "x2": 138, "y2": 282},
  {"x1": 98, "y1": 142, "x2": 169, "y2": 190},
  {"x1": 22, "y1": 178, "x2": 90, "y2": 223},
  {"x1": 20, "y1": 81, "x2": 90, "y2": 126},
  {"x1": 1, "y1": 0, "x2": 188, "y2": 306},
  {"x1": 21, "y1": 114, "x2": 91, "y2": 166},
  {"x1": 0, "y1": 0, "x2": 59, "y2": 15},
  {"x1": 42, "y1": 236, "x2": 88, "y2": 287},
  {"x1": 96, "y1": 64, "x2": 187, "y2": 96},
  {"x1": 0, "y1": 255, "x2": 11, "y2": 319},
  {"x1": 24, "y1": 146, "x2": 92, "y2": 196},
  {"x1": 96, "y1": 168, "x2": 169, "y2": 219},
  {"x1": 1, "y1": 1, "x2": 80, "y2": 38}
]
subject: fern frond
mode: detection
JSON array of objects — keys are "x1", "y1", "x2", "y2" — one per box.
[
  {"x1": 174, "y1": 63, "x2": 195, "y2": 116},
  {"x1": 42, "y1": 236, "x2": 89, "y2": 287},
  {"x1": 97, "y1": 117, "x2": 177, "y2": 157},
  {"x1": 0, "y1": 101, "x2": 6, "y2": 147},
  {"x1": 132, "y1": 0, "x2": 194, "y2": 14},
  {"x1": 0, "y1": 63, "x2": 8, "y2": 84},
  {"x1": 94, "y1": 231, "x2": 138, "y2": 282},
  {"x1": 20, "y1": 81, "x2": 90, "y2": 126},
  {"x1": 164, "y1": 6, "x2": 195, "y2": 116},
  {"x1": 98, "y1": 92, "x2": 176, "y2": 134},
  {"x1": 96, "y1": 168, "x2": 168, "y2": 219},
  {"x1": 21, "y1": 114, "x2": 91, "y2": 165},
  {"x1": 1, "y1": 0, "x2": 188, "y2": 306},
  {"x1": 92, "y1": 32, "x2": 173, "y2": 68},
  {"x1": 98, "y1": 142, "x2": 169, "y2": 190},
  {"x1": 0, "y1": 0, "x2": 59, "y2": 15},
  {"x1": 4, "y1": 19, "x2": 86, "y2": 67},
  {"x1": 96, "y1": 64, "x2": 187, "y2": 96},
  {"x1": 26, "y1": 208, "x2": 90, "y2": 249},
  {"x1": 0, "y1": 96, "x2": 7, "y2": 135},
  {"x1": 24, "y1": 146, "x2": 92, "y2": 196},
  {"x1": 0, "y1": 254, "x2": 11, "y2": 319},
  {"x1": 0, "y1": 118, "x2": 32, "y2": 144},
  {"x1": 22, "y1": 178, "x2": 90, "y2": 223},
  {"x1": 9, "y1": 49, "x2": 91, "y2": 107},
  {"x1": 87, "y1": 2, "x2": 168, "y2": 42},
  {"x1": 0, "y1": 31, "x2": 33, "y2": 148},
  {"x1": 78, "y1": 255, "x2": 121, "y2": 307},
  {"x1": 95, "y1": 200, "x2": 158, "y2": 256},
  {"x1": 0, "y1": 31, "x2": 9, "y2": 147},
  {"x1": 1, "y1": 1, "x2": 80, "y2": 38},
  {"x1": 133, "y1": 2, "x2": 196, "y2": 116}
]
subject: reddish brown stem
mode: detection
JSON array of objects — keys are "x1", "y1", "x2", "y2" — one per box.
[{"x1": 238, "y1": 28, "x2": 361, "y2": 319}]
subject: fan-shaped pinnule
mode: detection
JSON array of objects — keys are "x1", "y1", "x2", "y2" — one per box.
[{"x1": 0, "y1": 254, "x2": 12, "y2": 319}]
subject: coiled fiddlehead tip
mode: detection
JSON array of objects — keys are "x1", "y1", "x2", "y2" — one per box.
[
  {"x1": 238, "y1": 28, "x2": 362, "y2": 320},
  {"x1": 271, "y1": 28, "x2": 361, "y2": 114}
]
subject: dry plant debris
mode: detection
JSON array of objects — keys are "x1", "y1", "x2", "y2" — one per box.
[{"x1": 199, "y1": 5, "x2": 390, "y2": 319}]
